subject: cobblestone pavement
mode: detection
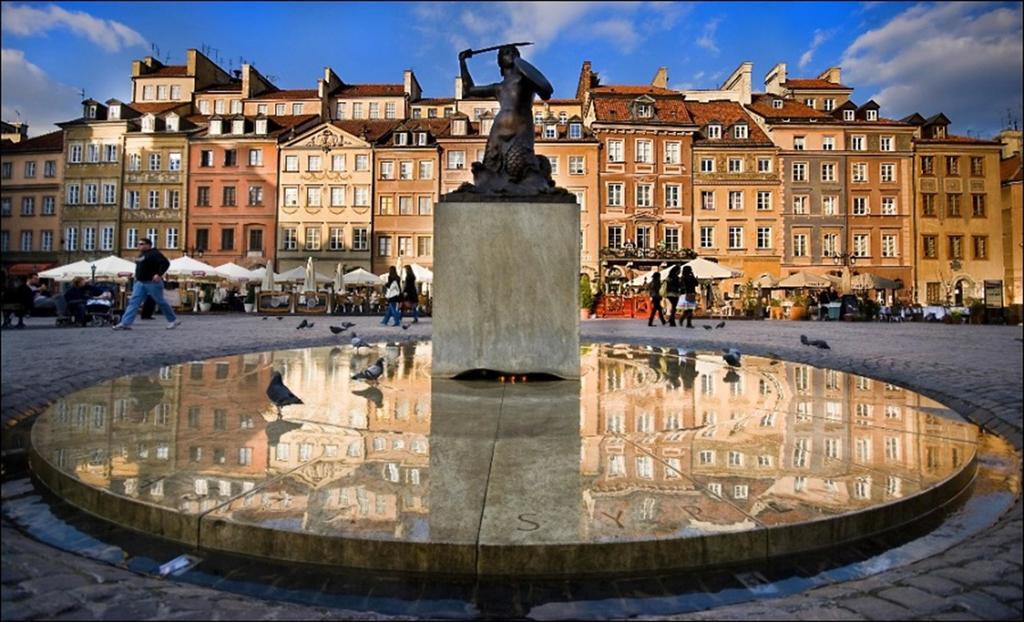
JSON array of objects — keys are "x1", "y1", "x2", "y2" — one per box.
[{"x1": 2, "y1": 315, "x2": 1021, "y2": 620}]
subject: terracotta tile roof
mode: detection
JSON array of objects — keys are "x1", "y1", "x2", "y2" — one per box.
[
  {"x1": 685, "y1": 101, "x2": 773, "y2": 145},
  {"x1": 143, "y1": 65, "x2": 189, "y2": 77},
  {"x1": 840, "y1": 117, "x2": 914, "y2": 127},
  {"x1": 0, "y1": 129, "x2": 63, "y2": 153},
  {"x1": 192, "y1": 114, "x2": 319, "y2": 140},
  {"x1": 251, "y1": 89, "x2": 319, "y2": 100},
  {"x1": 1001, "y1": 154, "x2": 1022, "y2": 183},
  {"x1": 746, "y1": 94, "x2": 831, "y2": 121},
  {"x1": 330, "y1": 119, "x2": 400, "y2": 142},
  {"x1": 782, "y1": 78, "x2": 851, "y2": 90},
  {"x1": 591, "y1": 85, "x2": 678, "y2": 96},
  {"x1": 591, "y1": 87, "x2": 692, "y2": 124},
  {"x1": 127, "y1": 102, "x2": 188, "y2": 115},
  {"x1": 545, "y1": 98, "x2": 581, "y2": 105},
  {"x1": 331, "y1": 83, "x2": 404, "y2": 97},
  {"x1": 915, "y1": 134, "x2": 1002, "y2": 146}
]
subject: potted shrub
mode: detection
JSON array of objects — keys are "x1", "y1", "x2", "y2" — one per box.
[
  {"x1": 769, "y1": 298, "x2": 783, "y2": 320},
  {"x1": 199, "y1": 285, "x2": 214, "y2": 313},
  {"x1": 244, "y1": 285, "x2": 256, "y2": 313},
  {"x1": 579, "y1": 274, "x2": 595, "y2": 320},
  {"x1": 968, "y1": 298, "x2": 986, "y2": 325},
  {"x1": 788, "y1": 293, "x2": 809, "y2": 320}
]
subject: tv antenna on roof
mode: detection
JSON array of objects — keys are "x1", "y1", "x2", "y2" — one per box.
[{"x1": 78, "y1": 87, "x2": 86, "y2": 100}]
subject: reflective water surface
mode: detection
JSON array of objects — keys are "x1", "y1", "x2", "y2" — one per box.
[{"x1": 32, "y1": 342, "x2": 978, "y2": 558}]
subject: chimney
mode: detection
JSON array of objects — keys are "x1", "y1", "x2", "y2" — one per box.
[
  {"x1": 455, "y1": 76, "x2": 464, "y2": 100},
  {"x1": 817, "y1": 67, "x2": 842, "y2": 85},
  {"x1": 765, "y1": 62, "x2": 787, "y2": 96},
  {"x1": 404, "y1": 69, "x2": 421, "y2": 101},
  {"x1": 576, "y1": 60, "x2": 593, "y2": 101},
  {"x1": 651, "y1": 67, "x2": 669, "y2": 89},
  {"x1": 998, "y1": 129, "x2": 1023, "y2": 159}
]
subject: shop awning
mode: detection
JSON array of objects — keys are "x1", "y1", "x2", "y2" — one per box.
[{"x1": 7, "y1": 262, "x2": 56, "y2": 276}]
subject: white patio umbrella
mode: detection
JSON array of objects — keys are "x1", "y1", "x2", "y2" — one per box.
[
  {"x1": 39, "y1": 260, "x2": 90, "y2": 281},
  {"x1": 215, "y1": 262, "x2": 256, "y2": 282},
  {"x1": 165, "y1": 256, "x2": 221, "y2": 280},
  {"x1": 684, "y1": 257, "x2": 742, "y2": 279},
  {"x1": 777, "y1": 271, "x2": 840, "y2": 289},
  {"x1": 378, "y1": 264, "x2": 434, "y2": 283},
  {"x1": 304, "y1": 257, "x2": 316, "y2": 290},
  {"x1": 333, "y1": 263, "x2": 345, "y2": 292},
  {"x1": 89, "y1": 255, "x2": 137, "y2": 280},
  {"x1": 276, "y1": 265, "x2": 332, "y2": 284},
  {"x1": 344, "y1": 268, "x2": 382, "y2": 286}
]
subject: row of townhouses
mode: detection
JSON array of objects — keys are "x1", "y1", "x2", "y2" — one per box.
[{"x1": 2, "y1": 49, "x2": 1022, "y2": 314}]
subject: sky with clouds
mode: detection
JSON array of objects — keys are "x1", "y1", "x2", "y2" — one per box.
[{"x1": 2, "y1": 1, "x2": 1021, "y2": 138}]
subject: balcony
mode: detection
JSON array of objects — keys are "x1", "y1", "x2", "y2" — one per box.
[{"x1": 600, "y1": 246, "x2": 696, "y2": 261}]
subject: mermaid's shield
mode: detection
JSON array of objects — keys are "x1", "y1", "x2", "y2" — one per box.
[{"x1": 515, "y1": 57, "x2": 553, "y2": 100}]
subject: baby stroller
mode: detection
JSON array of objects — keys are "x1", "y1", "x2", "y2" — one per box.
[{"x1": 54, "y1": 294, "x2": 121, "y2": 327}]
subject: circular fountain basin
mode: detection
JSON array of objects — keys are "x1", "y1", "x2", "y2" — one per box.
[{"x1": 29, "y1": 342, "x2": 978, "y2": 576}]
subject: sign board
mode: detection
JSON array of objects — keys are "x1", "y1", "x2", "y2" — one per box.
[{"x1": 984, "y1": 280, "x2": 1003, "y2": 308}]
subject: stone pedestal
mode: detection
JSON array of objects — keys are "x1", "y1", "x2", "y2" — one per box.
[{"x1": 432, "y1": 200, "x2": 580, "y2": 378}]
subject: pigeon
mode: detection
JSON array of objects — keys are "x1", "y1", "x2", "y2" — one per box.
[
  {"x1": 340, "y1": 321, "x2": 356, "y2": 329},
  {"x1": 262, "y1": 316, "x2": 268, "y2": 321},
  {"x1": 351, "y1": 357, "x2": 385, "y2": 383},
  {"x1": 277, "y1": 316, "x2": 283, "y2": 321},
  {"x1": 266, "y1": 371, "x2": 303, "y2": 415},
  {"x1": 401, "y1": 322, "x2": 411, "y2": 330},
  {"x1": 352, "y1": 385, "x2": 384, "y2": 408},
  {"x1": 297, "y1": 319, "x2": 309, "y2": 329},
  {"x1": 703, "y1": 325, "x2": 713, "y2": 330},
  {"x1": 306, "y1": 322, "x2": 315, "y2": 329},
  {"x1": 715, "y1": 321, "x2": 726, "y2": 329},
  {"x1": 722, "y1": 348, "x2": 741, "y2": 367},
  {"x1": 329, "y1": 325, "x2": 349, "y2": 334},
  {"x1": 800, "y1": 334, "x2": 830, "y2": 349},
  {"x1": 350, "y1": 332, "x2": 371, "y2": 349}
]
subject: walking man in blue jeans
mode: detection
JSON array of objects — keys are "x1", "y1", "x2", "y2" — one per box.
[{"x1": 113, "y1": 238, "x2": 181, "y2": 330}]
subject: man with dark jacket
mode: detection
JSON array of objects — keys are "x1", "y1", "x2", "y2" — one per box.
[{"x1": 112, "y1": 238, "x2": 181, "y2": 330}]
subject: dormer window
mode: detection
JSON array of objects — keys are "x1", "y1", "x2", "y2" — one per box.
[
  {"x1": 569, "y1": 122, "x2": 582, "y2": 139},
  {"x1": 141, "y1": 114, "x2": 156, "y2": 133},
  {"x1": 209, "y1": 118, "x2": 223, "y2": 135},
  {"x1": 558, "y1": 112, "x2": 567, "y2": 124},
  {"x1": 707, "y1": 124, "x2": 722, "y2": 139},
  {"x1": 544, "y1": 124, "x2": 557, "y2": 139},
  {"x1": 934, "y1": 125, "x2": 946, "y2": 138},
  {"x1": 416, "y1": 132, "x2": 428, "y2": 146},
  {"x1": 165, "y1": 114, "x2": 179, "y2": 132},
  {"x1": 452, "y1": 118, "x2": 467, "y2": 136},
  {"x1": 87, "y1": 104, "x2": 98, "y2": 119},
  {"x1": 108, "y1": 105, "x2": 121, "y2": 120},
  {"x1": 533, "y1": 112, "x2": 543, "y2": 124},
  {"x1": 230, "y1": 100, "x2": 243, "y2": 115},
  {"x1": 843, "y1": 110, "x2": 855, "y2": 121},
  {"x1": 255, "y1": 118, "x2": 268, "y2": 135},
  {"x1": 231, "y1": 118, "x2": 245, "y2": 135},
  {"x1": 734, "y1": 124, "x2": 748, "y2": 139},
  {"x1": 866, "y1": 109, "x2": 878, "y2": 121},
  {"x1": 395, "y1": 132, "x2": 408, "y2": 146},
  {"x1": 772, "y1": 99, "x2": 783, "y2": 109},
  {"x1": 636, "y1": 103, "x2": 653, "y2": 118}
]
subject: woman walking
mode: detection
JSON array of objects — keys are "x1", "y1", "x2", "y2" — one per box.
[
  {"x1": 680, "y1": 265, "x2": 699, "y2": 328},
  {"x1": 647, "y1": 271, "x2": 667, "y2": 327},
  {"x1": 402, "y1": 265, "x2": 420, "y2": 323},
  {"x1": 665, "y1": 265, "x2": 681, "y2": 327},
  {"x1": 381, "y1": 266, "x2": 402, "y2": 327}
]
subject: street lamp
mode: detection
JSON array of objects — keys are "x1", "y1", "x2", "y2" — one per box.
[{"x1": 832, "y1": 252, "x2": 857, "y2": 294}]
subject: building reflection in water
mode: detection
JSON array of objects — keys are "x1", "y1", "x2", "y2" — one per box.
[{"x1": 34, "y1": 342, "x2": 977, "y2": 546}]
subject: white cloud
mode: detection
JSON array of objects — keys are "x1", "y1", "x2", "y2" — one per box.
[
  {"x1": 590, "y1": 19, "x2": 640, "y2": 54},
  {"x1": 1, "y1": 3, "x2": 145, "y2": 52},
  {"x1": 841, "y1": 2, "x2": 1023, "y2": 135},
  {"x1": 697, "y1": 17, "x2": 721, "y2": 54},
  {"x1": 799, "y1": 28, "x2": 833, "y2": 70},
  {"x1": 1, "y1": 49, "x2": 81, "y2": 136}
]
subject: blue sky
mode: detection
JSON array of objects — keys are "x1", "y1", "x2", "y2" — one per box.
[{"x1": 2, "y1": 2, "x2": 1021, "y2": 137}]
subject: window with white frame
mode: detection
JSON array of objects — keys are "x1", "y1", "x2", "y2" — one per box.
[
  {"x1": 823, "y1": 232, "x2": 839, "y2": 257},
  {"x1": 446, "y1": 151, "x2": 465, "y2": 169},
  {"x1": 853, "y1": 233, "x2": 869, "y2": 257},
  {"x1": 866, "y1": 109, "x2": 878, "y2": 121},
  {"x1": 793, "y1": 136, "x2": 806, "y2": 150},
  {"x1": 149, "y1": 153, "x2": 161, "y2": 171},
  {"x1": 21, "y1": 197, "x2": 34, "y2": 215},
  {"x1": 275, "y1": 103, "x2": 286, "y2": 116},
  {"x1": 329, "y1": 186, "x2": 345, "y2": 206},
  {"x1": 569, "y1": 122, "x2": 582, "y2": 139},
  {"x1": 820, "y1": 195, "x2": 836, "y2": 215},
  {"x1": 165, "y1": 227, "x2": 178, "y2": 249},
  {"x1": 607, "y1": 139, "x2": 624, "y2": 162},
  {"x1": 757, "y1": 157, "x2": 772, "y2": 173},
  {"x1": 280, "y1": 227, "x2": 296, "y2": 250},
  {"x1": 852, "y1": 196, "x2": 868, "y2": 215},
  {"x1": 881, "y1": 196, "x2": 897, "y2": 215},
  {"x1": 104, "y1": 144, "x2": 118, "y2": 162},
  {"x1": 757, "y1": 191, "x2": 772, "y2": 210},
  {"x1": 44, "y1": 160, "x2": 56, "y2": 177},
  {"x1": 546, "y1": 156, "x2": 559, "y2": 175},
  {"x1": 66, "y1": 183, "x2": 80, "y2": 204},
  {"x1": 636, "y1": 183, "x2": 653, "y2": 207},
  {"x1": 823, "y1": 136, "x2": 835, "y2": 151},
  {"x1": 729, "y1": 190, "x2": 743, "y2": 210},
  {"x1": 247, "y1": 185, "x2": 262, "y2": 206},
  {"x1": 728, "y1": 226, "x2": 743, "y2": 249},
  {"x1": 665, "y1": 184, "x2": 680, "y2": 208},
  {"x1": 734, "y1": 124, "x2": 748, "y2": 139},
  {"x1": 757, "y1": 226, "x2": 772, "y2": 249},
  {"x1": 700, "y1": 226, "x2": 714, "y2": 248},
  {"x1": 284, "y1": 155, "x2": 298, "y2": 172},
  {"x1": 851, "y1": 135, "x2": 866, "y2": 150},
  {"x1": 82, "y1": 226, "x2": 96, "y2": 251},
  {"x1": 418, "y1": 196, "x2": 432, "y2": 215},
  {"x1": 69, "y1": 143, "x2": 83, "y2": 163},
  {"x1": 880, "y1": 163, "x2": 895, "y2": 182},
  {"x1": 569, "y1": 155, "x2": 584, "y2": 175},
  {"x1": 543, "y1": 124, "x2": 557, "y2": 139},
  {"x1": 305, "y1": 226, "x2": 321, "y2": 250},
  {"x1": 332, "y1": 154, "x2": 346, "y2": 171},
  {"x1": 664, "y1": 227, "x2": 679, "y2": 250},
  {"x1": 354, "y1": 186, "x2": 369, "y2": 206},
  {"x1": 328, "y1": 227, "x2": 345, "y2": 250},
  {"x1": 664, "y1": 141, "x2": 680, "y2": 164},
  {"x1": 87, "y1": 144, "x2": 100, "y2": 162},
  {"x1": 355, "y1": 154, "x2": 369, "y2": 171},
  {"x1": 880, "y1": 136, "x2": 894, "y2": 152},
  {"x1": 292, "y1": 103, "x2": 303, "y2": 116},
  {"x1": 248, "y1": 149, "x2": 262, "y2": 166},
  {"x1": 306, "y1": 187, "x2": 322, "y2": 207},
  {"x1": 882, "y1": 234, "x2": 897, "y2": 257},
  {"x1": 43, "y1": 196, "x2": 55, "y2": 214},
  {"x1": 607, "y1": 225, "x2": 623, "y2": 248},
  {"x1": 824, "y1": 98, "x2": 835, "y2": 111},
  {"x1": 791, "y1": 162, "x2": 807, "y2": 182},
  {"x1": 821, "y1": 162, "x2": 836, "y2": 182},
  {"x1": 707, "y1": 124, "x2": 721, "y2": 139},
  {"x1": 728, "y1": 158, "x2": 743, "y2": 173},
  {"x1": 701, "y1": 190, "x2": 715, "y2": 210},
  {"x1": 41, "y1": 230, "x2": 53, "y2": 251},
  {"x1": 380, "y1": 160, "x2": 394, "y2": 179},
  {"x1": 283, "y1": 187, "x2": 298, "y2": 207},
  {"x1": 804, "y1": 98, "x2": 816, "y2": 108},
  {"x1": 65, "y1": 226, "x2": 78, "y2": 250},
  {"x1": 635, "y1": 139, "x2": 653, "y2": 163},
  {"x1": 20, "y1": 231, "x2": 32, "y2": 252},
  {"x1": 126, "y1": 190, "x2": 139, "y2": 210},
  {"x1": 700, "y1": 157, "x2": 715, "y2": 173},
  {"x1": 843, "y1": 109, "x2": 855, "y2": 121},
  {"x1": 793, "y1": 233, "x2": 807, "y2": 257},
  {"x1": 308, "y1": 155, "x2": 322, "y2": 172},
  {"x1": 102, "y1": 183, "x2": 116, "y2": 204},
  {"x1": 793, "y1": 195, "x2": 808, "y2": 214},
  {"x1": 607, "y1": 183, "x2": 623, "y2": 207},
  {"x1": 84, "y1": 183, "x2": 98, "y2": 204},
  {"x1": 852, "y1": 162, "x2": 868, "y2": 182},
  {"x1": 636, "y1": 226, "x2": 652, "y2": 249},
  {"x1": 148, "y1": 190, "x2": 160, "y2": 209}
]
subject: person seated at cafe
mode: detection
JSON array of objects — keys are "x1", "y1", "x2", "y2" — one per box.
[
  {"x1": 63, "y1": 277, "x2": 93, "y2": 326},
  {"x1": 818, "y1": 289, "x2": 831, "y2": 320}
]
